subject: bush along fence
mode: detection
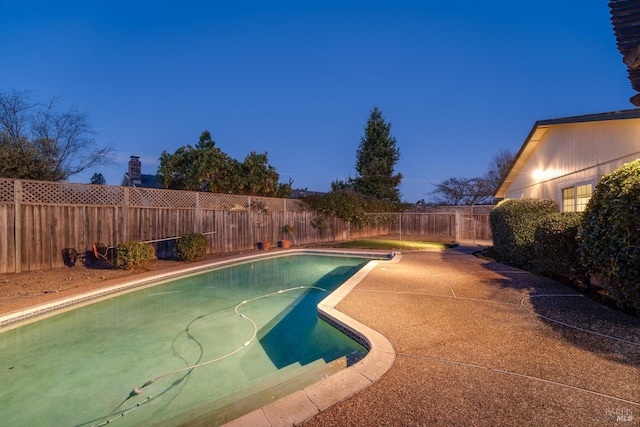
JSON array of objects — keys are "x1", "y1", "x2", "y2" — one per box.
[{"x1": 0, "y1": 179, "x2": 492, "y2": 273}]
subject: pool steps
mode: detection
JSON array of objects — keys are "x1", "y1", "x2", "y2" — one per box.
[{"x1": 223, "y1": 252, "x2": 399, "y2": 427}]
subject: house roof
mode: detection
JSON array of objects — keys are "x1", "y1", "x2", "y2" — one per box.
[
  {"x1": 138, "y1": 174, "x2": 163, "y2": 189},
  {"x1": 290, "y1": 189, "x2": 326, "y2": 199},
  {"x1": 610, "y1": 0, "x2": 640, "y2": 104},
  {"x1": 494, "y1": 108, "x2": 640, "y2": 199},
  {"x1": 121, "y1": 173, "x2": 163, "y2": 189}
]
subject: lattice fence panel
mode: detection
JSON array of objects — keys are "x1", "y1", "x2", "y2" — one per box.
[
  {"x1": 129, "y1": 187, "x2": 197, "y2": 207},
  {"x1": 251, "y1": 196, "x2": 286, "y2": 212},
  {"x1": 199, "y1": 193, "x2": 250, "y2": 210},
  {"x1": 0, "y1": 179, "x2": 14, "y2": 203},
  {"x1": 20, "y1": 181, "x2": 125, "y2": 205},
  {"x1": 426, "y1": 205, "x2": 495, "y2": 214},
  {"x1": 285, "y1": 199, "x2": 306, "y2": 212}
]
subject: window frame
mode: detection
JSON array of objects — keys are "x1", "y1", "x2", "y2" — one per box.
[{"x1": 560, "y1": 180, "x2": 595, "y2": 212}]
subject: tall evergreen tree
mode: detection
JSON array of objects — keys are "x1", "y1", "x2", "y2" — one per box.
[{"x1": 351, "y1": 106, "x2": 402, "y2": 203}]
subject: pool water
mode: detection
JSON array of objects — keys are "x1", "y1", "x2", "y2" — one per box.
[{"x1": 0, "y1": 254, "x2": 371, "y2": 426}]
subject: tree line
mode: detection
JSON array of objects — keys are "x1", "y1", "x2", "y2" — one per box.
[
  {"x1": 0, "y1": 89, "x2": 293, "y2": 198},
  {"x1": 156, "y1": 130, "x2": 292, "y2": 197},
  {"x1": 0, "y1": 88, "x2": 512, "y2": 210}
]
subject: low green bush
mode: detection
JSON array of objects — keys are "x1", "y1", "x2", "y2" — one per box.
[
  {"x1": 580, "y1": 160, "x2": 640, "y2": 312},
  {"x1": 490, "y1": 198, "x2": 558, "y2": 267},
  {"x1": 174, "y1": 233, "x2": 208, "y2": 262},
  {"x1": 532, "y1": 212, "x2": 585, "y2": 284},
  {"x1": 115, "y1": 240, "x2": 155, "y2": 270}
]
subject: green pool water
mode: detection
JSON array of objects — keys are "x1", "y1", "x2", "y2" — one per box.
[{"x1": 0, "y1": 254, "x2": 371, "y2": 426}]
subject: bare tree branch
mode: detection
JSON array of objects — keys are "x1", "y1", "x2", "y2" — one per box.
[
  {"x1": 0, "y1": 90, "x2": 114, "y2": 181},
  {"x1": 0, "y1": 89, "x2": 36, "y2": 139}
]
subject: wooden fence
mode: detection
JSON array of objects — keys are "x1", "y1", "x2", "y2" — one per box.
[
  {"x1": 0, "y1": 179, "x2": 493, "y2": 273},
  {"x1": 365, "y1": 211, "x2": 493, "y2": 243}
]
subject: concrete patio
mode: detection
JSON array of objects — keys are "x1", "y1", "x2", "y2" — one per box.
[{"x1": 231, "y1": 245, "x2": 640, "y2": 426}]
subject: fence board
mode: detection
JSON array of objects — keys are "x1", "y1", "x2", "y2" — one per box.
[
  {"x1": 0, "y1": 205, "x2": 6, "y2": 273},
  {"x1": 50, "y1": 206, "x2": 60, "y2": 269},
  {"x1": 0, "y1": 205, "x2": 14, "y2": 273},
  {"x1": 22, "y1": 206, "x2": 33, "y2": 271}
]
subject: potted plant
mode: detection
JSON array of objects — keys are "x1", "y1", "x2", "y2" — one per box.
[
  {"x1": 256, "y1": 241, "x2": 271, "y2": 250},
  {"x1": 278, "y1": 224, "x2": 294, "y2": 248}
]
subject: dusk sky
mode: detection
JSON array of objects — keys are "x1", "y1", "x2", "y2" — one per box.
[{"x1": 1, "y1": 1, "x2": 633, "y2": 203}]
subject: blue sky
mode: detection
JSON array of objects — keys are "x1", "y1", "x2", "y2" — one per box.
[{"x1": 0, "y1": 1, "x2": 632, "y2": 203}]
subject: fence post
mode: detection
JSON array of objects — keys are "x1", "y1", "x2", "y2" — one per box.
[
  {"x1": 14, "y1": 180, "x2": 22, "y2": 273},
  {"x1": 248, "y1": 196, "x2": 253, "y2": 248},
  {"x1": 471, "y1": 205, "x2": 476, "y2": 244},
  {"x1": 283, "y1": 199, "x2": 287, "y2": 237},
  {"x1": 454, "y1": 211, "x2": 461, "y2": 243},
  {"x1": 122, "y1": 187, "x2": 129, "y2": 243},
  {"x1": 194, "y1": 192, "x2": 200, "y2": 233}
]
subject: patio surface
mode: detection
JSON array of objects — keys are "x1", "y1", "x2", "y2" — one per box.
[{"x1": 237, "y1": 245, "x2": 640, "y2": 426}]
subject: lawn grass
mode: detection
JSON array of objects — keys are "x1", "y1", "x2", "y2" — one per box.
[{"x1": 322, "y1": 239, "x2": 456, "y2": 250}]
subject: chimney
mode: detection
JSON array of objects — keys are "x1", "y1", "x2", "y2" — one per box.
[{"x1": 128, "y1": 156, "x2": 142, "y2": 184}]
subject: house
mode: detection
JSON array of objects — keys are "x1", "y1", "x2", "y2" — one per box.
[
  {"x1": 495, "y1": 1, "x2": 640, "y2": 211},
  {"x1": 120, "y1": 156, "x2": 163, "y2": 189},
  {"x1": 495, "y1": 109, "x2": 640, "y2": 212}
]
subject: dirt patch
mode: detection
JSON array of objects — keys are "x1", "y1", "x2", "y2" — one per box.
[{"x1": 0, "y1": 252, "x2": 250, "y2": 316}]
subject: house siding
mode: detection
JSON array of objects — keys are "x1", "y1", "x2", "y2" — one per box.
[{"x1": 504, "y1": 118, "x2": 640, "y2": 205}]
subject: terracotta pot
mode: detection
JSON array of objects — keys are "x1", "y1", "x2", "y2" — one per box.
[
  {"x1": 257, "y1": 241, "x2": 271, "y2": 250},
  {"x1": 278, "y1": 240, "x2": 291, "y2": 248}
]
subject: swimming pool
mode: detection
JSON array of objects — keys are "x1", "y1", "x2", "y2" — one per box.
[{"x1": 0, "y1": 252, "x2": 386, "y2": 426}]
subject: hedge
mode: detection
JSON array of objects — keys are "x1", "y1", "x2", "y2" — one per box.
[
  {"x1": 579, "y1": 159, "x2": 640, "y2": 312},
  {"x1": 532, "y1": 212, "x2": 584, "y2": 284},
  {"x1": 490, "y1": 198, "x2": 558, "y2": 267}
]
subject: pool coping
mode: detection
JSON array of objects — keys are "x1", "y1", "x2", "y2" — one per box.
[{"x1": 0, "y1": 249, "x2": 398, "y2": 426}]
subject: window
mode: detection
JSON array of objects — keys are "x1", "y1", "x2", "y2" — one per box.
[
  {"x1": 562, "y1": 183, "x2": 592, "y2": 212},
  {"x1": 562, "y1": 187, "x2": 575, "y2": 212},
  {"x1": 576, "y1": 184, "x2": 592, "y2": 212}
]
